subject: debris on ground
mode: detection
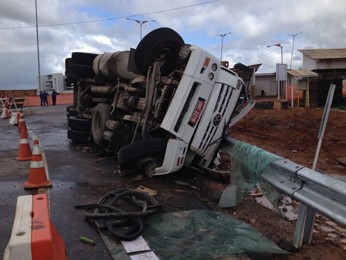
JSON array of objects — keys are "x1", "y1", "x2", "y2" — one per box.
[
  {"x1": 174, "y1": 180, "x2": 200, "y2": 190},
  {"x1": 134, "y1": 186, "x2": 158, "y2": 196},
  {"x1": 75, "y1": 189, "x2": 160, "y2": 241}
]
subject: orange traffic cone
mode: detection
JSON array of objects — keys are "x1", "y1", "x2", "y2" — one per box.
[
  {"x1": 16, "y1": 124, "x2": 32, "y2": 161},
  {"x1": 17, "y1": 112, "x2": 25, "y2": 132},
  {"x1": 24, "y1": 139, "x2": 52, "y2": 189}
]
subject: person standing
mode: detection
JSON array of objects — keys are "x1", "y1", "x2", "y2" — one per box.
[
  {"x1": 40, "y1": 91, "x2": 44, "y2": 106},
  {"x1": 51, "y1": 90, "x2": 58, "y2": 105},
  {"x1": 43, "y1": 91, "x2": 49, "y2": 106}
]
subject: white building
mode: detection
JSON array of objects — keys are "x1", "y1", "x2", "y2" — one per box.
[
  {"x1": 38, "y1": 73, "x2": 65, "y2": 93},
  {"x1": 299, "y1": 48, "x2": 346, "y2": 71},
  {"x1": 298, "y1": 48, "x2": 346, "y2": 106},
  {"x1": 254, "y1": 48, "x2": 346, "y2": 107}
]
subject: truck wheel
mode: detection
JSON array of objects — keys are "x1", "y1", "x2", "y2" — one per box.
[
  {"x1": 68, "y1": 116, "x2": 91, "y2": 131},
  {"x1": 72, "y1": 52, "x2": 98, "y2": 66},
  {"x1": 66, "y1": 106, "x2": 78, "y2": 118},
  {"x1": 118, "y1": 138, "x2": 168, "y2": 170},
  {"x1": 92, "y1": 103, "x2": 111, "y2": 145},
  {"x1": 65, "y1": 76, "x2": 78, "y2": 85},
  {"x1": 135, "y1": 27, "x2": 184, "y2": 76},
  {"x1": 67, "y1": 127, "x2": 90, "y2": 143},
  {"x1": 66, "y1": 105, "x2": 75, "y2": 112},
  {"x1": 65, "y1": 58, "x2": 74, "y2": 77},
  {"x1": 71, "y1": 64, "x2": 95, "y2": 78}
]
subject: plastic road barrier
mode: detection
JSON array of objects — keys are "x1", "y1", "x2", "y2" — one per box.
[{"x1": 3, "y1": 194, "x2": 66, "y2": 260}]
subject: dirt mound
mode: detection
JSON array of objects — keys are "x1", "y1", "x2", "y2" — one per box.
[{"x1": 231, "y1": 107, "x2": 346, "y2": 176}]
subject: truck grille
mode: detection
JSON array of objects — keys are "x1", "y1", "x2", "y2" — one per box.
[{"x1": 197, "y1": 84, "x2": 233, "y2": 153}]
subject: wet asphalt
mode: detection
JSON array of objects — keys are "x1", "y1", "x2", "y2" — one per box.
[{"x1": 0, "y1": 105, "x2": 222, "y2": 259}]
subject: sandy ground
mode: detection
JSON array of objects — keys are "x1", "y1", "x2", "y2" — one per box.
[{"x1": 231, "y1": 107, "x2": 346, "y2": 176}]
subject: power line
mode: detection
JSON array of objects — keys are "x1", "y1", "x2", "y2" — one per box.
[{"x1": 0, "y1": 0, "x2": 220, "y2": 30}]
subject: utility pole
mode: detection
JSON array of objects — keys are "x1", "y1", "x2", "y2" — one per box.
[
  {"x1": 267, "y1": 43, "x2": 284, "y2": 99},
  {"x1": 35, "y1": 0, "x2": 41, "y2": 93},
  {"x1": 216, "y1": 32, "x2": 231, "y2": 61},
  {"x1": 127, "y1": 18, "x2": 156, "y2": 40},
  {"x1": 289, "y1": 32, "x2": 302, "y2": 69},
  {"x1": 267, "y1": 43, "x2": 283, "y2": 64}
]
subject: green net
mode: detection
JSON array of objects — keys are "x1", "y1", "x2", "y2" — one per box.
[
  {"x1": 144, "y1": 210, "x2": 288, "y2": 259},
  {"x1": 219, "y1": 141, "x2": 282, "y2": 209},
  {"x1": 105, "y1": 210, "x2": 288, "y2": 259}
]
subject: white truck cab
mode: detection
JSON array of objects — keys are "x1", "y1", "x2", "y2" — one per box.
[{"x1": 156, "y1": 45, "x2": 252, "y2": 175}]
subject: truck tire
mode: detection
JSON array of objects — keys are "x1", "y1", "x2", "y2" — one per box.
[
  {"x1": 66, "y1": 106, "x2": 78, "y2": 118},
  {"x1": 71, "y1": 64, "x2": 95, "y2": 78},
  {"x1": 65, "y1": 76, "x2": 78, "y2": 85},
  {"x1": 135, "y1": 27, "x2": 184, "y2": 76},
  {"x1": 118, "y1": 138, "x2": 168, "y2": 169},
  {"x1": 68, "y1": 116, "x2": 91, "y2": 131},
  {"x1": 67, "y1": 127, "x2": 90, "y2": 143},
  {"x1": 72, "y1": 52, "x2": 99, "y2": 66},
  {"x1": 66, "y1": 105, "x2": 75, "y2": 112},
  {"x1": 92, "y1": 103, "x2": 111, "y2": 145},
  {"x1": 65, "y1": 58, "x2": 73, "y2": 77}
]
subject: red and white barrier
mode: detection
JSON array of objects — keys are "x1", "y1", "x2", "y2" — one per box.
[{"x1": 3, "y1": 194, "x2": 66, "y2": 260}]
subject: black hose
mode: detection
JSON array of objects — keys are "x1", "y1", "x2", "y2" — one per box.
[
  {"x1": 75, "y1": 189, "x2": 160, "y2": 241},
  {"x1": 106, "y1": 218, "x2": 144, "y2": 241}
]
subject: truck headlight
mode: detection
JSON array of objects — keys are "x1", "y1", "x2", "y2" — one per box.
[{"x1": 208, "y1": 72, "x2": 214, "y2": 80}]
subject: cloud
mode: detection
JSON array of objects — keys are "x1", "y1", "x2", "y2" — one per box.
[{"x1": 0, "y1": 0, "x2": 346, "y2": 90}]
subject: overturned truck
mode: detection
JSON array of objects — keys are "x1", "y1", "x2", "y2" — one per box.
[{"x1": 65, "y1": 27, "x2": 256, "y2": 177}]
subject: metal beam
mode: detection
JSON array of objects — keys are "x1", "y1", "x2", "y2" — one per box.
[{"x1": 221, "y1": 137, "x2": 346, "y2": 247}]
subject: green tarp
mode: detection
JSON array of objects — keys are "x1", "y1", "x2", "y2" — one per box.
[{"x1": 102, "y1": 209, "x2": 288, "y2": 259}]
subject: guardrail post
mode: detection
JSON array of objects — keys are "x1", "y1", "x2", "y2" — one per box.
[{"x1": 293, "y1": 205, "x2": 316, "y2": 247}]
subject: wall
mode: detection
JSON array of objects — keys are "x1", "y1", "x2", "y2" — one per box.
[
  {"x1": 316, "y1": 59, "x2": 346, "y2": 70},
  {"x1": 302, "y1": 55, "x2": 317, "y2": 70},
  {"x1": 0, "y1": 89, "x2": 37, "y2": 97},
  {"x1": 255, "y1": 73, "x2": 278, "y2": 97}
]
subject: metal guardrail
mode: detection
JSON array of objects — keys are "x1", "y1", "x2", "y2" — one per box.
[{"x1": 221, "y1": 136, "x2": 346, "y2": 247}]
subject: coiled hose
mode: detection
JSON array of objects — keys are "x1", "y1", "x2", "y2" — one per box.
[{"x1": 75, "y1": 188, "x2": 160, "y2": 241}]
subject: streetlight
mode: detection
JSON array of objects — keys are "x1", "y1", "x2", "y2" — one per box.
[
  {"x1": 127, "y1": 18, "x2": 156, "y2": 40},
  {"x1": 288, "y1": 32, "x2": 302, "y2": 108},
  {"x1": 267, "y1": 43, "x2": 283, "y2": 64},
  {"x1": 288, "y1": 32, "x2": 302, "y2": 69},
  {"x1": 35, "y1": 0, "x2": 41, "y2": 93},
  {"x1": 216, "y1": 32, "x2": 231, "y2": 61},
  {"x1": 267, "y1": 43, "x2": 284, "y2": 99}
]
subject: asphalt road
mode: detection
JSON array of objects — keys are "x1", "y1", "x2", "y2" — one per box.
[
  {"x1": 0, "y1": 105, "x2": 218, "y2": 259},
  {"x1": 4, "y1": 105, "x2": 345, "y2": 259}
]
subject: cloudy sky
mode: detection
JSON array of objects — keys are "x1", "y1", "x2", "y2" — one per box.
[{"x1": 1, "y1": 0, "x2": 346, "y2": 90}]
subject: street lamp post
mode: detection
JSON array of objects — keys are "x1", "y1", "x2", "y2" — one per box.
[
  {"x1": 289, "y1": 32, "x2": 302, "y2": 69},
  {"x1": 127, "y1": 18, "x2": 156, "y2": 40},
  {"x1": 267, "y1": 43, "x2": 283, "y2": 64},
  {"x1": 35, "y1": 0, "x2": 41, "y2": 93},
  {"x1": 216, "y1": 32, "x2": 231, "y2": 61},
  {"x1": 267, "y1": 43, "x2": 284, "y2": 99}
]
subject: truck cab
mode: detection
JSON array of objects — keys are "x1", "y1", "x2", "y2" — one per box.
[{"x1": 65, "y1": 27, "x2": 256, "y2": 177}]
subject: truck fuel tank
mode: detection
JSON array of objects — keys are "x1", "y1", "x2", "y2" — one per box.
[{"x1": 93, "y1": 51, "x2": 137, "y2": 80}]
